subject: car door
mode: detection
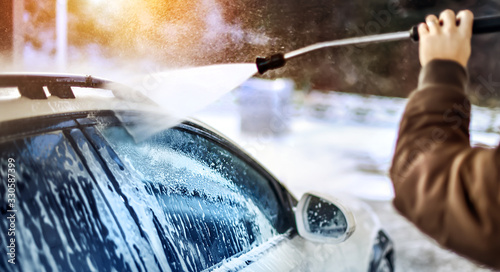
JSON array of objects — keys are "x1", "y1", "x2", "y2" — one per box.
[{"x1": 83, "y1": 112, "x2": 299, "y2": 271}]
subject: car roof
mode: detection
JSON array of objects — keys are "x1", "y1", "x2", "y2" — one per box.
[
  {"x1": 0, "y1": 73, "x2": 160, "y2": 123},
  {"x1": 0, "y1": 73, "x2": 247, "y2": 164},
  {"x1": 0, "y1": 73, "x2": 297, "y2": 203}
]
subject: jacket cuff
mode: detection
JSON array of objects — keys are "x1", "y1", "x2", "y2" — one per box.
[{"x1": 418, "y1": 60, "x2": 468, "y2": 92}]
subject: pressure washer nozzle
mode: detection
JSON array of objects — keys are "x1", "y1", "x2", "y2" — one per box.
[{"x1": 256, "y1": 53, "x2": 286, "y2": 74}]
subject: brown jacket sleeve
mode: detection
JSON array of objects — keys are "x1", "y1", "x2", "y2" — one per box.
[{"x1": 390, "y1": 59, "x2": 500, "y2": 269}]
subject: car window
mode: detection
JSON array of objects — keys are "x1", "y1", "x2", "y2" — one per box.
[
  {"x1": 93, "y1": 123, "x2": 292, "y2": 271},
  {"x1": 0, "y1": 130, "x2": 154, "y2": 271}
]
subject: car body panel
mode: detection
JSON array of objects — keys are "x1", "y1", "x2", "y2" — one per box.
[{"x1": 239, "y1": 197, "x2": 379, "y2": 272}]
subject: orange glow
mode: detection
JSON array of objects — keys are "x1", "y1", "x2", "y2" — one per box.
[{"x1": 68, "y1": 0, "x2": 222, "y2": 65}]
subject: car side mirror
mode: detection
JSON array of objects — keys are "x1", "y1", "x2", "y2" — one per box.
[{"x1": 295, "y1": 192, "x2": 356, "y2": 244}]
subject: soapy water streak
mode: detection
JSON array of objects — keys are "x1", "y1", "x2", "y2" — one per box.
[{"x1": 105, "y1": 63, "x2": 258, "y2": 142}]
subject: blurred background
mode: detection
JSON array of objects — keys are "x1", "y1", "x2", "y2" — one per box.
[
  {"x1": 2, "y1": 0, "x2": 500, "y2": 271},
  {"x1": 1, "y1": 0, "x2": 500, "y2": 103}
]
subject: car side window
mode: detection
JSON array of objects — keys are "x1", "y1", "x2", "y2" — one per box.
[
  {"x1": 96, "y1": 124, "x2": 292, "y2": 271},
  {"x1": 0, "y1": 130, "x2": 149, "y2": 271}
]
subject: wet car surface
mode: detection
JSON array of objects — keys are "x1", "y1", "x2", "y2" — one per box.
[{"x1": 0, "y1": 74, "x2": 393, "y2": 272}]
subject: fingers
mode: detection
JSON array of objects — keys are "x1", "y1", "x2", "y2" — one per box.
[
  {"x1": 457, "y1": 10, "x2": 474, "y2": 37},
  {"x1": 425, "y1": 14, "x2": 440, "y2": 34},
  {"x1": 425, "y1": 10, "x2": 474, "y2": 35},
  {"x1": 439, "y1": 9, "x2": 457, "y2": 31},
  {"x1": 418, "y1": 22, "x2": 429, "y2": 38}
]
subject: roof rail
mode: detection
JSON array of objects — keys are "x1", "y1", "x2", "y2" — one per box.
[{"x1": 0, "y1": 74, "x2": 114, "y2": 100}]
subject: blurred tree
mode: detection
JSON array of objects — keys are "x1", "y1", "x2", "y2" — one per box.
[{"x1": 0, "y1": 0, "x2": 13, "y2": 56}]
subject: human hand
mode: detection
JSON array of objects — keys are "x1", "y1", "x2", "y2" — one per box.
[{"x1": 418, "y1": 9, "x2": 474, "y2": 68}]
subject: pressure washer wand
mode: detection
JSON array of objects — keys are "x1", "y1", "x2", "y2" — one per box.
[{"x1": 256, "y1": 14, "x2": 500, "y2": 74}]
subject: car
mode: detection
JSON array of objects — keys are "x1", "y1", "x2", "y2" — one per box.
[{"x1": 0, "y1": 73, "x2": 393, "y2": 272}]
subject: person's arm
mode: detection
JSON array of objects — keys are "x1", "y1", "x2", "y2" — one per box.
[{"x1": 390, "y1": 10, "x2": 500, "y2": 269}]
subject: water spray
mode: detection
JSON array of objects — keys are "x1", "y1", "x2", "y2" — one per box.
[{"x1": 256, "y1": 15, "x2": 500, "y2": 74}]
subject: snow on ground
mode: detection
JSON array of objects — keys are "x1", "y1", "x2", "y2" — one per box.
[
  {"x1": 194, "y1": 86, "x2": 500, "y2": 272},
  {"x1": 195, "y1": 88, "x2": 500, "y2": 201}
]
